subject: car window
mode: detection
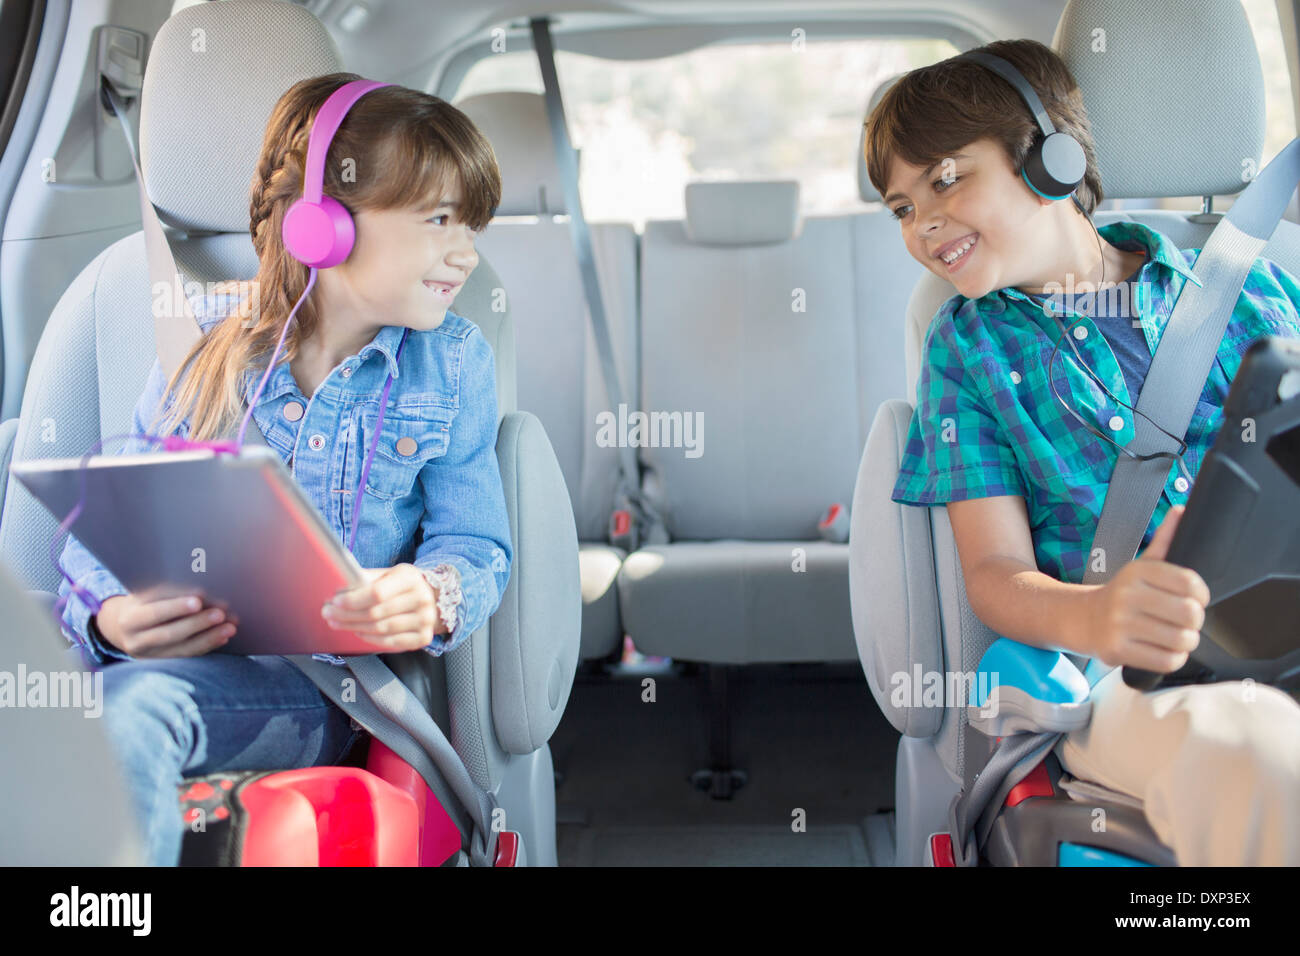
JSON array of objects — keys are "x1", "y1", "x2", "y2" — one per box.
[
  {"x1": 1243, "y1": 0, "x2": 1297, "y2": 166},
  {"x1": 454, "y1": 36, "x2": 958, "y2": 228}
]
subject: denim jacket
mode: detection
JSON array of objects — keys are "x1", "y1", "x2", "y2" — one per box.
[{"x1": 57, "y1": 292, "x2": 513, "y2": 666}]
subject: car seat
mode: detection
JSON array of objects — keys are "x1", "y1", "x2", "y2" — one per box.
[{"x1": 0, "y1": 0, "x2": 580, "y2": 866}]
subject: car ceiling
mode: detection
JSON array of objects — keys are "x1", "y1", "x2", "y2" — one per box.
[{"x1": 286, "y1": 0, "x2": 1067, "y2": 92}]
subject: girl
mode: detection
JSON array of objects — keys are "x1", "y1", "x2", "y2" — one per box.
[{"x1": 54, "y1": 73, "x2": 512, "y2": 866}]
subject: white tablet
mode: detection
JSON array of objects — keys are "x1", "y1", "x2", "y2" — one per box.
[{"x1": 10, "y1": 445, "x2": 381, "y2": 656}]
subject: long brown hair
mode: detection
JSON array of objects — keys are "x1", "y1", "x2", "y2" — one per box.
[
  {"x1": 864, "y1": 39, "x2": 1104, "y2": 215},
  {"x1": 153, "y1": 72, "x2": 502, "y2": 442}
]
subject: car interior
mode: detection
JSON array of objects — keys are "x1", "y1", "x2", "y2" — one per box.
[{"x1": 0, "y1": 0, "x2": 1297, "y2": 867}]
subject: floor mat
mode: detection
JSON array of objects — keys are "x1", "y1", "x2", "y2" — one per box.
[
  {"x1": 550, "y1": 662, "x2": 898, "y2": 828},
  {"x1": 558, "y1": 815, "x2": 894, "y2": 866},
  {"x1": 549, "y1": 662, "x2": 899, "y2": 864}
]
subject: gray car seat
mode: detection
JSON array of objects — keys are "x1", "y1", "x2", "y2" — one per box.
[
  {"x1": 620, "y1": 173, "x2": 919, "y2": 664},
  {"x1": 0, "y1": 0, "x2": 579, "y2": 865},
  {"x1": 457, "y1": 91, "x2": 638, "y2": 662},
  {"x1": 850, "y1": 0, "x2": 1300, "y2": 865}
]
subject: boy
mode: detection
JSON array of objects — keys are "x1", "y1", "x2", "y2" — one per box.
[{"x1": 865, "y1": 38, "x2": 1300, "y2": 865}]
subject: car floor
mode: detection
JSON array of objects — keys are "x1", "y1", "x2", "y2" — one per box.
[{"x1": 549, "y1": 659, "x2": 899, "y2": 866}]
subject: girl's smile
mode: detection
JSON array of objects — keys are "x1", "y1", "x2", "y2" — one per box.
[{"x1": 423, "y1": 278, "x2": 462, "y2": 303}]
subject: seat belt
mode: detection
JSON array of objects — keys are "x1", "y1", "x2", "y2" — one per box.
[
  {"x1": 530, "y1": 17, "x2": 668, "y2": 552},
  {"x1": 102, "y1": 80, "x2": 203, "y2": 381},
  {"x1": 103, "y1": 77, "x2": 502, "y2": 866},
  {"x1": 1084, "y1": 135, "x2": 1300, "y2": 692},
  {"x1": 1084, "y1": 136, "x2": 1300, "y2": 592},
  {"x1": 949, "y1": 136, "x2": 1300, "y2": 865}
]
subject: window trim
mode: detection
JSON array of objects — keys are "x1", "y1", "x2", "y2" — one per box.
[{"x1": 436, "y1": 18, "x2": 987, "y2": 101}]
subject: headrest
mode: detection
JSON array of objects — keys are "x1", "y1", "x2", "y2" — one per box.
[
  {"x1": 683, "y1": 181, "x2": 800, "y2": 245},
  {"x1": 859, "y1": 74, "x2": 903, "y2": 203},
  {"x1": 455, "y1": 92, "x2": 568, "y2": 216},
  {"x1": 139, "y1": 0, "x2": 343, "y2": 233},
  {"x1": 1054, "y1": 0, "x2": 1264, "y2": 199}
]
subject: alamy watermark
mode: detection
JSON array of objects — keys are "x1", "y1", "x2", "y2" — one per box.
[
  {"x1": 152, "y1": 279, "x2": 261, "y2": 327},
  {"x1": 595, "y1": 403, "x2": 703, "y2": 459},
  {"x1": 50, "y1": 886, "x2": 150, "y2": 935},
  {"x1": 0, "y1": 666, "x2": 103, "y2": 718},
  {"x1": 890, "y1": 664, "x2": 1000, "y2": 716},
  {"x1": 1036, "y1": 271, "x2": 1157, "y2": 325}
]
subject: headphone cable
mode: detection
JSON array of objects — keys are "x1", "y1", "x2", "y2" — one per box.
[{"x1": 1042, "y1": 205, "x2": 1195, "y2": 487}]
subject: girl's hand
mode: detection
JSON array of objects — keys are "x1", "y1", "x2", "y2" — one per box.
[
  {"x1": 95, "y1": 592, "x2": 236, "y2": 658},
  {"x1": 322, "y1": 564, "x2": 447, "y2": 652},
  {"x1": 1081, "y1": 505, "x2": 1210, "y2": 672}
]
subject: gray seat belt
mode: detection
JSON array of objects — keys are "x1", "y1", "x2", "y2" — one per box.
[
  {"x1": 530, "y1": 17, "x2": 668, "y2": 551},
  {"x1": 103, "y1": 78, "x2": 501, "y2": 866},
  {"x1": 1084, "y1": 136, "x2": 1300, "y2": 590},
  {"x1": 102, "y1": 80, "x2": 202, "y2": 380},
  {"x1": 949, "y1": 136, "x2": 1300, "y2": 865}
]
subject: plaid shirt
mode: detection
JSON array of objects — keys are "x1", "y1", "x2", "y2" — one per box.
[{"x1": 892, "y1": 221, "x2": 1300, "y2": 584}]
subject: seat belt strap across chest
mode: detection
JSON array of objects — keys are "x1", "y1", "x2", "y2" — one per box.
[{"x1": 1084, "y1": 137, "x2": 1300, "y2": 588}]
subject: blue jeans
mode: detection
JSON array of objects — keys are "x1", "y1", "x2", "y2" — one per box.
[{"x1": 85, "y1": 650, "x2": 361, "y2": 866}]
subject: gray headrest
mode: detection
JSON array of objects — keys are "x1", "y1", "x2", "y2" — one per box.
[
  {"x1": 140, "y1": 0, "x2": 343, "y2": 233},
  {"x1": 859, "y1": 74, "x2": 903, "y2": 203},
  {"x1": 683, "y1": 181, "x2": 800, "y2": 245},
  {"x1": 1055, "y1": 0, "x2": 1264, "y2": 199},
  {"x1": 455, "y1": 92, "x2": 567, "y2": 216}
]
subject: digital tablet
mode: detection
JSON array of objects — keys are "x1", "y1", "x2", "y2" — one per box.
[
  {"x1": 1126, "y1": 335, "x2": 1300, "y2": 689},
  {"x1": 10, "y1": 445, "x2": 381, "y2": 656}
]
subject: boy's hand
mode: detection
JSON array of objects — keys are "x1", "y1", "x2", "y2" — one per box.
[
  {"x1": 94, "y1": 592, "x2": 235, "y2": 658},
  {"x1": 1083, "y1": 505, "x2": 1211, "y2": 672},
  {"x1": 322, "y1": 564, "x2": 445, "y2": 652}
]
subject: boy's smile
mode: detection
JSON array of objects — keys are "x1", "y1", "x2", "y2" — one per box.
[{"x1": 934, "y1": 233, "x2": 979, "y2": 271}]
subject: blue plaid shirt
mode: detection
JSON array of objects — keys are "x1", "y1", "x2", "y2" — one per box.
[
  {"x1": 892, "y1": 221, "x2": 1300, "y2": 583},
  {"x1": 57, "y1": 291, "x2": 513, "y2": 666}
]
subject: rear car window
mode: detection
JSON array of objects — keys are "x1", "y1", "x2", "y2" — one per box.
[{"x1": 453, "y1": 36, "x2": 958, "y2": 228}]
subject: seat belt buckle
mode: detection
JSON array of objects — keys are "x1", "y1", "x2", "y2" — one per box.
[
  {"x1": 817, "y1": 502, "x2": 849, "y2": 543},
  {"x1": 494, "y1": 830, "x2": 522, "y2": 867},
  {"x1": 610, "y1": 508, "x2": 635, "y2": 550},
  {"x1": 928, "y1": 832, "x2": 957, "y2": 867}
]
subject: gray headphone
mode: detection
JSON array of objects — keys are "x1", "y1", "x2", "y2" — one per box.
[{"x1": 960, "y1": 51, "x2": 1088, "y2": 201}]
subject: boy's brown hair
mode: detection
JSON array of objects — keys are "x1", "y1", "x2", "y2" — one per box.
[{"x1": 864, "y1": 39, "x2": 1104, "y2": 214}]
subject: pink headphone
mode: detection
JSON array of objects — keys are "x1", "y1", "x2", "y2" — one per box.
[{"x1": 281, "y1": 79, "x2": 392, "y2": 268}]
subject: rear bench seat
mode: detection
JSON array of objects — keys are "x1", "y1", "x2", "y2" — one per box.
[
  {"x1": 618, "y1": 167, "x2": 921, "y2": 663},
  {"x1": 458, "y1": 92, "x2": 638, "y2": 661},
  {"x1": 463, "y1": 86, "x2": 924, "y2": 666}
]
